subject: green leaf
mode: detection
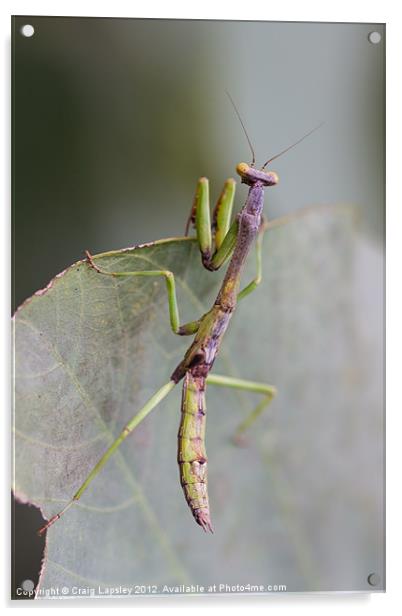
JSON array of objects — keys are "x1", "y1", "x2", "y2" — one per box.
[{"x1": 13, "y1": 206, "x2": 383, "y2": 594}]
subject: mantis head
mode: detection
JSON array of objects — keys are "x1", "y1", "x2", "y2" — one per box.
[{"x1": 236, "y1": 162, "x2": 279, "y2": 187}]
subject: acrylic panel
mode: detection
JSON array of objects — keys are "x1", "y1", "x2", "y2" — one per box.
[{"x1": 12, "y1": 16, "x2": 385, "y2": 598}]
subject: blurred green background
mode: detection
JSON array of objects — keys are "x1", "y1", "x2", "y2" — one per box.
[{"x1": 12, "y1": 16, "x2": 384, "y2": 597}]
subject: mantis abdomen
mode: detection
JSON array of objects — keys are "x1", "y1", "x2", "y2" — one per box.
[{"x1": 177, "y1": 372, "x2": 213, "y2": 532}]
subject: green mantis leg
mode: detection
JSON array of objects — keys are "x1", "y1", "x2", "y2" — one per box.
[
  {"x1": 212, "y1": 179, "x2": 236, "y2": 250},
  {"x1": 85, "y1": 251, "x2": 200, "y2": 336},
  {"x1": 237, "y1": 217, "x2": 268, "y2": 301},
  {"x1": 185, "y1": 177, "x2": 238, "y2": 271},
  {"x1": 38, "y1": 380, "x2": 177, "y2": 534},
  {"x1": 206, "y1": 373, "x2": 277, "y2": 441},
  {"x1": 86, "y1": 176, "x2": 239, "y2": 336}
]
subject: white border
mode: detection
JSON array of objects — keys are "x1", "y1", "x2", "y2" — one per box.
[
  {"x1": 2, "y1": 1, "x2": 400, "y2": 614},
  {"x1": 0, "y1": 1, "x2": 394, "y2": 22}
]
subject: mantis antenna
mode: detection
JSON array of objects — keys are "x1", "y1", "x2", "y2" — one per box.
[
  {"x1": 261, "y1": 122, "x2": 324, "y2": 170},
  {"x1": 226, "y1": 90, "x2": 323, "y2": 171},
  {"x1": 225, "y1": 90, "x2": 256, "y2": 167}
]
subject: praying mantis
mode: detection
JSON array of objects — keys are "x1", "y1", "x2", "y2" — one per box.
[{"x1": 38, "y1": 101, "x2": 321, "y2": 535}]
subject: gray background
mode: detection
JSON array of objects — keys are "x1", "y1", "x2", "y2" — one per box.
[{"x1": 12, "y1": 16, "x2": 384, "y2": 596}]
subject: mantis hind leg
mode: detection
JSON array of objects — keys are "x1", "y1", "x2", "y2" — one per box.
[
  {"x1": 38, "y1": 380, "x2": 177, "y2": 535},
  {"x1": 185, "y1": 177, "x2": 238, "y2": 271},
  {"x1": 206, "y1": 373, "x2": 277, "y2": 444}
]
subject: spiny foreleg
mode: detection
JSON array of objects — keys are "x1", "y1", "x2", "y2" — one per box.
[{"x1": 185, "y1": 177, "x2": 239, "y2": 271}]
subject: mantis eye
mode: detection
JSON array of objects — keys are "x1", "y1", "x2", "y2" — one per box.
[
  {"x1": 236, "y1": 162, "x2": 249, "y2": 177},
  {"x1": 264, "y1": 171, "x2": 279, "y2": 185}
]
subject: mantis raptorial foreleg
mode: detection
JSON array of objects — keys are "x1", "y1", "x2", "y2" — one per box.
[
  {"x1": 186, "y1": 175, "x2": 268, "y2": 293},
  {"x1": 185, "y1": 177, "x2": 238, "y2": 270},
  {"x1": 206, "y1": 374, "x2": 277, "y2": 441}
]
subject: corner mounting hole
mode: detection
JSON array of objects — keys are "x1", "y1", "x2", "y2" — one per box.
[
  {"x1": 368, "y1": 31, "x2": 381, "y2": 44},
  {"x1": 21, "y1": 24, "x2": 35, "y2": 38},
  {"x1": 367, "y1": 572, "x2": 380, "y2": 586},
  {"x1": 22, "y1": 579, "x2": 35, "y2": 592}
]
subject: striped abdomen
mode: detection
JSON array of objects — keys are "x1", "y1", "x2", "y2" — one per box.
[{"x1": 177, "y1": 372, "x2": 213, "y2": 532}]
